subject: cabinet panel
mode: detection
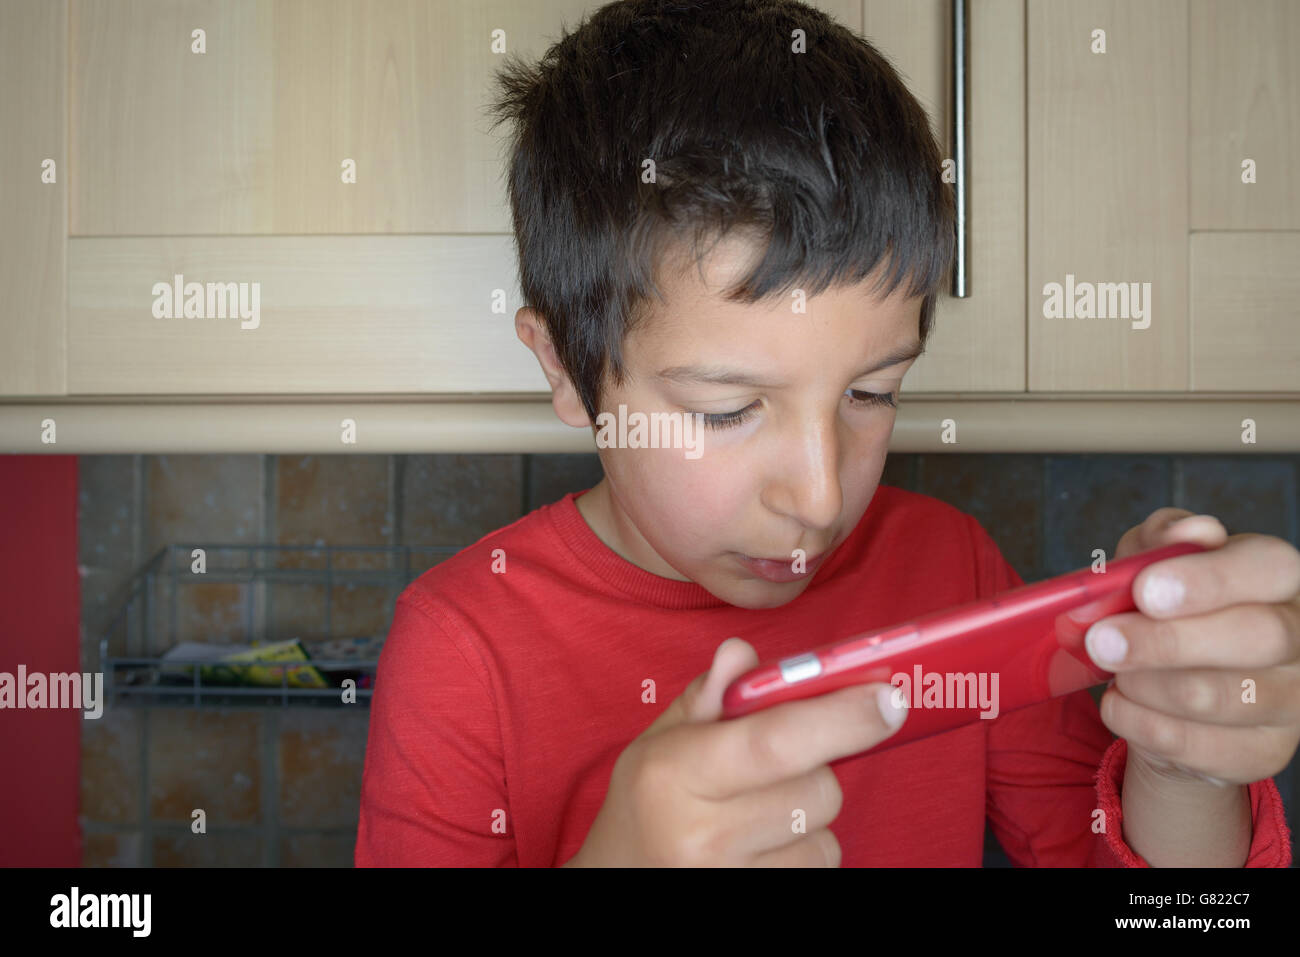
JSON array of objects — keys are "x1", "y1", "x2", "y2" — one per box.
[
  {"x1": 0, "y1": 0, "x2": 66, "y2": 396},
  {"x1": 863, "y1": 0, "x2": 1025, "y2": 392},
  {"x1": 1189, "y1": 233, "x2": 1300, "y2": 391},
  {"x1": 1028, "y1": 0, "x2": 1187, "y2": 390},
  {"x1": 70, "y1": 0, "x2": 594, "y2": 235},
  {"x1": 67, "y1": 237, "x2": 548, "y2": 394},
  {"x1": 70, "y1": 0, "x2": 272, "y2": 235},
  {"x1": 1190, "y1": 0, "x2": 1300, "y2": 229}
]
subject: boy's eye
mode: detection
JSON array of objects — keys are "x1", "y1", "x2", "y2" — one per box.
[
  {"x1": 845, "y1": 389, "x2": 896, "y2": 409},
  {"x1": 700, "y1": 401, "x2": 760, "y2": 430},
  {"x1": 697, "y1": 390, "x2": 896, "y2": 431}
]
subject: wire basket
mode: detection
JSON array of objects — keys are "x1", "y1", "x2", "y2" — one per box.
[{"x1": 96, "y1": 543, "x2": 461, "y2": 707}]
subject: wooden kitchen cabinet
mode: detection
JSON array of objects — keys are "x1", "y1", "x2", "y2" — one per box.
[
  {"x1": 1029, "y1": 0, "x2": 1299, "y2": 392},
  {"x1": 5, "y1": 1, "x2": 1293, "y2": 401},
  {"x1": 52, "y1": 0, "x2": 1023, "y2": 396}
]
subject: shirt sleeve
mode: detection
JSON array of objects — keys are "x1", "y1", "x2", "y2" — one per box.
[
  {"x1": 355, "y1": 591, "x2": 517, "y2": 867},
  {"x1": 968, "y1": 515, "x2": 1293, "y2": 867}
]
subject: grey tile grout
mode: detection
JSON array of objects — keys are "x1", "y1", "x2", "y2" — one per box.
[
  {"x1": 136, "y1": 454, "x2": 151, "y2": 867},
  {"x1": 263, "y1": 456, "x2": 279, "y2": 866},
  {"x1": 263, "y1": 709, "x2": 278, "y2": 867},
  {"x1": 139, "y1": 706, "x2": 151, "y2": 866},
  {"x1": 390, "y1": 454, "x2": 401, "y2": 548},
  {"x1": 264, "y1": 456, "x2": 277, "y2": 640},
  {"x1": 1039, "y1": 453, "x2": 1051, "y2": 580},
  {"x1": 132, "y1": 455, "x2": 143, "y2": 657}
]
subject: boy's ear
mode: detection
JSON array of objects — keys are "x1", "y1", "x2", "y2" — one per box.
[{"x1": 515, "y1": 307, "x2": 592, "y2": 428}]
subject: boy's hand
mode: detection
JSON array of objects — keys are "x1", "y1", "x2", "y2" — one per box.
[
  {"x1": 1086, "y1": 508, "x2": 1300, "y2": 787},
  {"x1": 563, "y1": 637, "x2": 908, "y2": 866}
]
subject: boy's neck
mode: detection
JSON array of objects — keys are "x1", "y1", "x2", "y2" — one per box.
[{"x1": 575, "y1": 479, "x2": 692, "y2": 582}]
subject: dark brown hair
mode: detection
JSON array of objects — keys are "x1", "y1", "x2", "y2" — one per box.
[{"x1": 489, "y1": 0, "x2": 955, "y2": 419}]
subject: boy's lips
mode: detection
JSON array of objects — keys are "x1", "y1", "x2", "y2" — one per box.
[{"x1": 735, "y1": 549, "x2": 830, "y2": 583}]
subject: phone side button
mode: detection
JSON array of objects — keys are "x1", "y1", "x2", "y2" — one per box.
[
  {"x1": 778, "y1": 653, "x2": 823, "y2": 684},
  {"x1": 832, "y1": 626, "x2": 920, "y2": 670}
]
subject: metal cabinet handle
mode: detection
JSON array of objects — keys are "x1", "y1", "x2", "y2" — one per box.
[{"x1": 951, "y1": 0, "x2": 970, "y2": 297}]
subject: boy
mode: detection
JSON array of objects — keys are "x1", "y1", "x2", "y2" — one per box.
[{"x1": 356, "y1": 0, "x2": 1298, "y2": 866}]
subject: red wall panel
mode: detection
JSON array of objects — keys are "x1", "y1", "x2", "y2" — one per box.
[{"x1": 0, "y1": 455, "x2": 80, "y2": 866}]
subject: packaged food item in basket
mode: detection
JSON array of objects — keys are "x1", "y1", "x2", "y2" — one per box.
[{"x1": 161, "y1": 639, "x2": 329, "y2": 689}]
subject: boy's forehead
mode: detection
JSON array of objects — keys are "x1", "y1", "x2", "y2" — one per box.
[{"x1": 634, "y1": 233, "x2": 922, "y2": 358}]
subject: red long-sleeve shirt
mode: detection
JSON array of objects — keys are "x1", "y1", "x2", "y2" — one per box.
[{"x1": 355, "y1": 485, "x2": 1292, "y2": 867}]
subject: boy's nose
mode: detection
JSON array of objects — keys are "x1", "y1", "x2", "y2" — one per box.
[{"x1": 762, "y1": 421, "x2": 843, "y2": 531}]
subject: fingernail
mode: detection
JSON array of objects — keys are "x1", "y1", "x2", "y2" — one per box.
[
  {"x1": 1086, "y1": 624, "x2": 1128, "y2": 666},
  {"x1": 1142, "y1": 574, "x2": 1185, "y2": 613},
  {"x1": 876, "y1": 685, "x2": 908, "y2": 727}
]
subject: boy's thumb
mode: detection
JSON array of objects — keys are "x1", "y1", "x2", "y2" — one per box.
[{"x1": 645, "y1": 637, "x2": 759, "y2": 735}]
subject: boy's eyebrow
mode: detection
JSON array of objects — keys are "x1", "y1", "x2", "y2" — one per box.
[{"x1": 656, "y1": 340, "x2": 925, "y2": 387}]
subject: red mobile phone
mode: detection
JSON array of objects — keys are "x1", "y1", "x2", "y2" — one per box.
[{"x1": 720, "y1": 541, "x2": 1207, "y2": 753}]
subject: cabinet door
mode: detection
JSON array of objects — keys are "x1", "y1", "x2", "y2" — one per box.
[
  {"x1": 0, "y1": 0, "x2": 66, "y2": 396},
  {"x1": 1188, "y1": 0, "x2": 1300, "y2": 391},
  {"x1": 864, "y1": 0, "x2": 1026, "y2": 392},
  {"x1": 64, "y1": 0, "x2": 593, "y2": 395},
  {"x1": 1028, "y1": 0, "x2": 1188, "y2": 391}
]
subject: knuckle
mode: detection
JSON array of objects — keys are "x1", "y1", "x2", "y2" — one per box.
[
  {"x1": 743, "y1": 720, "x2": 782, "y2": 771},
  {"x1": 1176, "y1": 672, "x2": 1220, "y2": 717},
  {"x1": 693, "y1": 807, "x2": 737, "y2": 864},
  {"x1": 674, "y1": 818, "x2": 718, "y2": 866},
  {"x1": 1147, "y1": 710, "x2": 1189, "y2": 759},
  {"x1": 701, "y1": 820, "x2": 736, "y2": 864}
]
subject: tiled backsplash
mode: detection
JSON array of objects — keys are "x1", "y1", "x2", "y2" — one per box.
[{"x1": 78, "y1": 453, "x2": 1300, "y2": 867}]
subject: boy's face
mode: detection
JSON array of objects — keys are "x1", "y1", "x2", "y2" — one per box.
[{"x1": 521, "y1": 234, "x2": 924, "y2": 610}]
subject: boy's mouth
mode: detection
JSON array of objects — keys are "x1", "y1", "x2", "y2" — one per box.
[{"x1": 734, "y1": 550, "x2": 829, "y2": 583}]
